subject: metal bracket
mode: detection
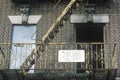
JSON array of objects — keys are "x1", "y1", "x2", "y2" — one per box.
[
  {"x1": 20, "y1": 6, "x2": 30, "y2": 24},
  {"x1": 84, "y1": 4, "x2": 95, "y2": 22}
]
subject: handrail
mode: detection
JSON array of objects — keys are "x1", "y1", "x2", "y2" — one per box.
[{"x1": 19, "y1": 0, "x2": 76, "y2": 72}]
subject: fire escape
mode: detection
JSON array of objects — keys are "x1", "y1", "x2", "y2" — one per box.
[{"x1": 0, "y1": 0, "x2": 117, "y2": 80}]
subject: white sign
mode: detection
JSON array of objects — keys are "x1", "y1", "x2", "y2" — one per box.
[{"x1": 58, "y1": 50, "x2": 85, "y2": 62}]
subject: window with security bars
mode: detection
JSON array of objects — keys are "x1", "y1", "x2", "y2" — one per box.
[
  {"x1": 75, "y1": 23, "x2": 104, "y2": 73},
  {"x1": 10, "y1": 25, "x2": 36, "y2": 73}
]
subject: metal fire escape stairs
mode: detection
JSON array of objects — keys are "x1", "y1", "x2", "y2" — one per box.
[{"x1": 20, "y1": 0, "x2": 77, "y2": 72}]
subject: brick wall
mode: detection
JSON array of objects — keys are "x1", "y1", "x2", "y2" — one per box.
[{"x1": 0, "y1": 0, "x2": 120, "y2": 75}]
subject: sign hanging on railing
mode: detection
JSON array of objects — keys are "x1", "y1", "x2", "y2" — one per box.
[{"x1": 58, "y1": 50, "x2": 85, "y2": 62}]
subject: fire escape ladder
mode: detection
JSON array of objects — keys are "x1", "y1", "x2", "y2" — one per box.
[{"x1": 20, "y1": 0, "x2": 76, "y2": 72}]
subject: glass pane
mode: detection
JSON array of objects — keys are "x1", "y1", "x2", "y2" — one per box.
[{"x1": 12, "y1": 25, "x2": 36, "y2": 43}]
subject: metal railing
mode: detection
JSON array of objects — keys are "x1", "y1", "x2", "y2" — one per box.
[
  {"x1": 0, "y1": 42, "x2": 117, "y2": 71},
  {"x1": 0, "y1": 42, "x2": 117, "y2": 80},
  {"x1": 34, "y1": 42, "x2": 113, "y2": 70}
]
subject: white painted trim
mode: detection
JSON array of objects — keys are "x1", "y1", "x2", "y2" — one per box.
[
  {"x1": 8, "y1": 15, "x2": 42, "y2": 24},
  {"x1": 116, "y1": 77, "x2": 120, "y2": 80},
  {"x1": 70, "y1": 14, "x2": 109, "y2": 23}
]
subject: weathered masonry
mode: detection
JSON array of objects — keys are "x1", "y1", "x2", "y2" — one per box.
[{"x1": 0, "y1": 0, "x2": 120, "y2": 80}]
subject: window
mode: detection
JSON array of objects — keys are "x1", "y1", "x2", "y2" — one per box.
[
  {"x1": 10, "y1": 25, "x2": 36, "y2": 73},
  {"x1": 75, "y1": 23, "x2": 104, "y2": 73}
]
